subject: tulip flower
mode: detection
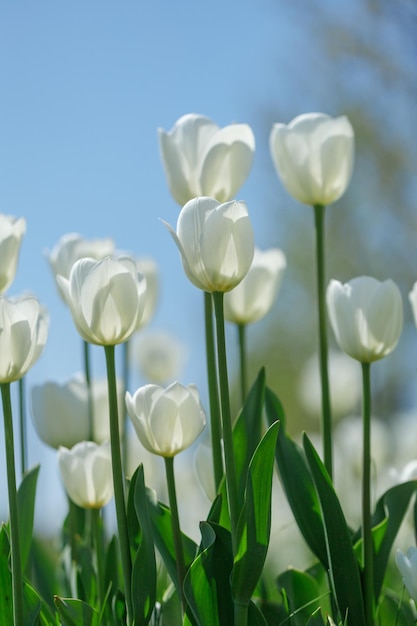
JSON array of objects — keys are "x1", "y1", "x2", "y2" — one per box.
[
  {"x1": 0, "y1": 214, "x2": 26, "y2": 294},
  {"x1": 158, "y1": 113, "x2": 255, "y2": 205},
  {"x1": 31, "y1": 374, "x2": 125, "y2": 449},
  {"x1": 164, "y1": 196, "x2": 254, "y2": 293},
  {"x1": 0, "y1": 295, "x2": 48, "y2": 383},
  {"x1": 58, "y1": 441, "x2": 113, "y2": 509},
  {"x1": 125, "y1": 382, "x2": 206, "y2": 457},
  {"x1": 57, "y1": 256, "x2": 147, "y2": 346},
  {"x1": 270, "y1": 112, "x2": 354, "y2": 207},
  {"x1": 326, "y1": 276, "x2": 403, "y2": 363},
  {"x1": 46, "y1": 232, "x2": 115, "y2": 300},
  {"x1": 396, "y1": 547, "x2": 417, "y2": 601},
  {"x1": 224, "y1": 247, "x2": 286, "y2": 324},
  {"x1": 134, "y1": 256, "x2": 159, "y2": 329},
  {"x1": 135, "y1": 330, "x2": 187, "y2": 384}
]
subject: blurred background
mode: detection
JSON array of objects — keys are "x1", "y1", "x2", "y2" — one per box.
[{"x1": 0, "y1": 0, "x2": 416, "y2": 548}]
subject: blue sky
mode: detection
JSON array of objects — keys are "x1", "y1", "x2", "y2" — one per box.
[{"x1": 0, "y1": 1, "x2": 357, "y2": 531}]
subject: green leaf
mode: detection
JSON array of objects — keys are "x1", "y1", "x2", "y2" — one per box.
[
  {"x1": 17, "y1": 465, "x2": 40, "y2": 572},
  {"x1": 146, "y1": 488, "x2": 197, "y2": 592},
  {"x1": 247, "y1": 600, "x2": 268, "y2": 625},
  {"x1": 22, "y1": 580, "x2": 42, "y2": 625},
  {"x1": 183, "y1": 521, "x2": 234, "y2": 626},
  {"x1": 276, "y1": 568, "x2": 322, "y2": 626},
  {"x1": 303, "y1": 434, "x2": 366, "y2": 626},
  {"x1": 232, "y1": 421, "x2": 279, "y2": 606},
  {"x1": 104, "y1": 535, "x2": 120, "y2": 602},
  {"x1": 265, "y1": 387, "x2": 328, "y2": 567},
  {"x1": 0, "y1": 525, "x2": 13, "y2": 624},
  {"x1": 54, "y1": 596, "x2": 99, "y2": 626},
  {"x1": 132, "y1": 464, "x2": 157, "y2": 626}
]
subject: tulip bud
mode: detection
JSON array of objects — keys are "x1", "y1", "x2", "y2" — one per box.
[
  {"x1": 270, "y1": 113, "x2": 354, "y2": 206},
  {"x1": 164, "y1": 196, "x2": 254, "y2": 293},
  {"x1": 224, "y1": 247, "x2": 286, "y2": 324},
  {"x1": 57, "y1": 256, "x2": 147, "y2": 346},
  {"x1": 396, "y1": 547, "x2": 417, "y2": 601},
  {"x1": 0, "y1": 295, "x2": 48, "y2": 382},
  {"x1": 31, "y1": 374, "x2": 125, "y2": 449},
  {"x1": 0, "y1": 214, "x2": 26, "y2": 294},
  {"x1": 58, "y1": 441, "x2": 113, "y2": 509},
  {"x1": 326, "y1": 276, "x2": 403, "y2": 363},
  {"x1": 125, "y1": 382, "x2": 206, "y2": 457},
  {"x1": 46, "y1": 232, "x2": 114, "y2": 300},
  {"x1": 158, "y1": 113, "x2": 255, "y2": 205}
]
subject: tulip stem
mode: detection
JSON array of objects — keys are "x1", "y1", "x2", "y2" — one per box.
[
  {"x1": 212, "y1": 291, "x2": 239, "y2": 551},
  {"x1": 164, "y1": 456, "x2": 186, "y2": 611},
  {"x1": 104, "y1": 345, "x2": 133, "y2": 626},
  {"x1": 204, "y1": 291, "x2": 224, "y2": 492},
  {"x1": 122, "y1": 340, "x2": 130, "y2": 472},
  {"x1": 361, "y1": 362, "x2": 374, "y2": 626},
  {"x1": 18, "y1": 377, "x2": 27, "y2": 476},
  {"x1": 83, "y1": 340, "x2": 94, "y2": 442},
  {"x1": 91, "y1": 508, "x2": 106, "y2": 613},
  {"x1": 238, "y1": 323, "x2": 247, "y2": 406},
  {"x1": 313, "y1": 203, "x2": 333, "y2": 480},
  {"x1": 1, "y1": 382, "x2": 24, "y2": 626}
]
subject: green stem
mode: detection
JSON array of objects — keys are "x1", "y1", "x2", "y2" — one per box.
[
  {"x1": 18, "y1": 377, "x2": 27, "y2": 476},
  {"x1": 83, "y1": 340, "x2": 94, "y2": 441},
  {"x1": 204, "y1": 291, "x2": 224, "y2": 492},
  {"x1": 234, "y1": 602, "x2": 248, "y2": 626},
  {"x1": 91, "y1": 508, "x2": 106, "y2": 613},
  {"x1": 104, "y1": 345, "x2": 133, "y2": 626},
  {"x1": 237, "y1": 323, "x2": 247, "y2": 406},
  {"x1": 164, "y1": 456, "x2": 186, "y2": 611},
  {"x1": 313, "y1": 204, "x2": 333, "y2": 480},
  {"x1": 361, "y1": 362, "x2": 374, "y2": 626},
  {"x1": 212, "y1": 291, "x2": 239, "y2": 551},
  {"x1": 1, "y1": 382, "x2": 24, "y2": 626},
  {"x1": 121, "y1": 340, "x2": 130, "y2": 472}
]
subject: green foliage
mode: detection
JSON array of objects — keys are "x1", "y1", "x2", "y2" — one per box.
[
  {"x1": 17, "y1": 465, "x2": 40, "y2": 573},
  {"x1": 54, "y1": 596, "x2": 99, "y2": 626}
]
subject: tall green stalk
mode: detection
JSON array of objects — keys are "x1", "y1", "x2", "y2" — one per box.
[
  {"x1": 121, "y1": 340, "x2": 130, "y2": 472},
  {"x1": 204, "y1": 291, "x2": 224, "y2": 492},
  {"x1": 83, "y1": 340, "x2": 94, "y2": 441},
  {"x1": 212, "y1": 292, "x2": 239, "y2": 548},
  {"x1": 237, "y1": 323, "x2": 247, "y2": 406},
  {"x1": 91, "y1": 508, "x2": 106, "y2": 615},
  {"x1": 361, "y1": 362, "x2": 374, "y2": 626},
  {"x1": 164, "y1": 456, "x2": 186, "y2": 612},
  {"x1": 18, "y1": 377, "x2": 27, "y2": 476},
  {"x1": 313, "y1": 203, "x2": 333, "y2": 479},
  {"x1": 1, "y1": 382, "x2": 24, "y2": 626},
  {"x1": 104, "y1": 345, "x2": 133, "y2": 626}
]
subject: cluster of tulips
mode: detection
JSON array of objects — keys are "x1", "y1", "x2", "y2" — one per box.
[{"x1": 1, "y1": 111, "x2": 417, "y2": 626}]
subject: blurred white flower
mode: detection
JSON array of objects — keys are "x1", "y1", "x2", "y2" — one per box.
[
  {"x1": 46, "y1": 232, "x2": 114, "y2": 300},
  {"x1": 396, "y1": 546, "x2": 417, "y2": 601},
  {"x1": 298, "y1": 350, "x2": 361, "y2": 420},
  {"x1": 159, "y1": 113, "x2": 255, "y2": 205},
  {"x1": 0, "y1": 214, "x2": 26, "y2": 294},
  {"x1": 224, "y1": 247, "x2": 286, "y2": 324},
  {"x1": 134, "y1": 330, "x2": 187, "y2": 384},
  {"x1": 135, "y1": 257, "x2": 159, "y2": 328},
  {"x1": 58, "y1": 441, "x2": 113, "y2": 509},
  {"x1": 270, "y1": 112, "x2": 354, "y2": 206}
]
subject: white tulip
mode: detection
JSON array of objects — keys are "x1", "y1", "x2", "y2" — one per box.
[
  {"x1": 159, "y1": 113, "x2": 255, "y2": 205},
  {"x1": 270, "y1": 113, "x2": 354, "y2": 206},
  {"x1": 326, "y1": 276, "x2": 403, "y2": 363},
  {"x1": 58, "y1": 256, "x2": 147, "y2": 345},
  {"x1": 58, "y1": 441, "x2": 113, "y2": 509},
  {"x1": 396, "y1": 547, "x2": 417, "y2": 601},
  {"x1": 224, "y1": 247, "x2": 286, "y2": 324},
  {"x1": 126, "y1": 382, "x2": 206, "y2": 457},
  {"x1": 134, "y1": 257, "x2": 159, "y2": 328},
  {"x1": 0, "y1": 214, "x2": 26, "y2": 294},
  {"x1": 46, "y1": 232, "x2": 114, "y2": 300},
  {"x1": 0, "y1": 295, "x2": 48, "y2": 382},
  {"x1": 135, "y1": 330, "x2": 187, "y2": 384},
  {"x1": 164, "y1": 196, "x2": 254, "y2": 293}
]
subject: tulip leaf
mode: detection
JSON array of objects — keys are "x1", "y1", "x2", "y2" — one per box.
[
  {"x1": 264, "y1": 387, "x2": 327, "y2": 567},
  {"x1": 0, "y1": 525, "x2": 13, "y2": 624},
  {"x1": 231, "y1": 421, "x2": 279, "y2": 606},
  {"x1": 54, "y1": 597, "x2": 99, "y2": 626},
  {"x1": 17, "y1": 464, "x2": 40, "y2": 572},
  {"x1": 146, "y1": 487, "x2": 197, "y2": 593},
  {"x1": 183, "y1": 521, "x2": 234, "y2": 626},
  {"x1": 132, "y1": 464, "x2": 157, "y2": 626},
  {"x1": 276, "y1": 568, "x2": 323, "y2": 626},
  {"x1": 247, "y1": 600, "x2": 268, "y2": 625},
  {"x1": 104, "y1": 535, "x2": 120, "y2": 603},
  {"x1": 303, "y1": 433, "x2": 366, "y2": 626}
]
